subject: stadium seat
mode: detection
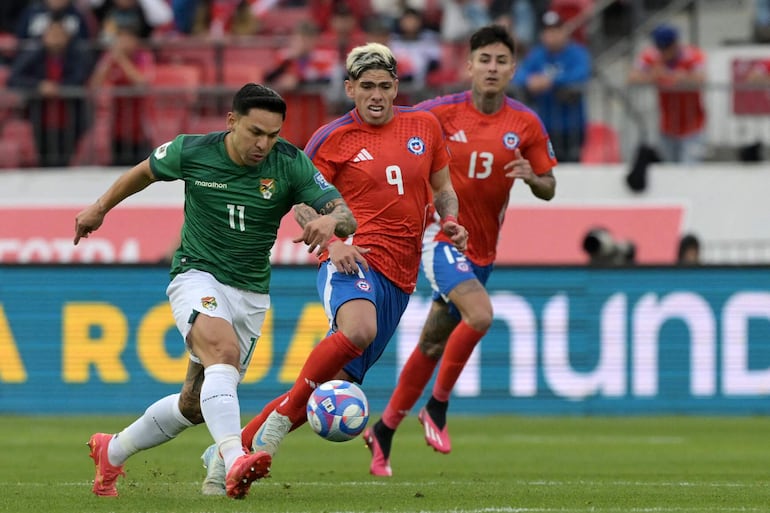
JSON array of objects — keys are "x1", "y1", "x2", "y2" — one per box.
[
  {"x1": 147, "y1": 64, "x2": 202, "y2": 145},
  {"x1": 580, "y1": 122, "x2": 622, "y2": 164},
  {"x1": 156, "y1": 42, "x2": 218, "y2": 85},
  {"x1": 222, "y1": 63, "x2": 264, "y2": 89},
  {"x1": 258, "y1": 7, "x2": 311, "y2": 35},
  {"x1": 280, "y1": 92, "x2": 327, "y2": 148},
  {"x1": 1, "y1": 118, "x2": 38, "y2": 167},
  {"x1": 187, "y1": 115, "x2": 227, "y2": 134},
  {"x1": 0, "y1": 139, "x2": 21, "y2": 169}
]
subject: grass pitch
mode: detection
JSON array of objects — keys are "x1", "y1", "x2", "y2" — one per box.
[{"x1": 2, "y1": 415, "x2": 770, "y2": 513}]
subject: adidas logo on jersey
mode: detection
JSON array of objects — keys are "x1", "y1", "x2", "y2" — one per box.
[
  {"x1": 449, "y1": 130, "x2": 468, "y2": 142},
  {"x1": 352, "y1": 148, "x2": 373, "y2": 162}
]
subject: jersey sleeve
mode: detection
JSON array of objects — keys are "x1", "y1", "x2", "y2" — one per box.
[
  {"x1": 291, "y1": 149, "x2": 341, "y2": 211},
  {"x1": 522, "y1": 113, "x2": 558, "y2": 175},
  {"x1": 427, "y1": 114, "x2": 450, "y2": 173},
  {"x1": 149, "y1": 135, "x2": 185, "y2": 181}
]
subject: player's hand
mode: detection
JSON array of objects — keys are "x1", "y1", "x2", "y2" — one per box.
[
  {"x1": 504, "y1": 149, "x2": 536, "y2": 183},
  {"x1": 442, "y1": 220, "x2": 468, "y2": 253},
  {"x1": 329, "y1": 241, "x2": 370, "y2": 274},
  {"x1": 293, "y1": 214, "x2": 337, "y2": 255},
  {"x1": 73, "y1": 200, "x2": 107, "y2": 245}
]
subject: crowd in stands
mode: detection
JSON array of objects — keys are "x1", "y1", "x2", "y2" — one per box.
[{"x1": 0, "y1": 0, "x2": 766, "y2": 168}]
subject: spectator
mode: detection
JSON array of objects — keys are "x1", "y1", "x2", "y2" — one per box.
[
  {"x1": 0, "y1": 0, "x2": 29, "y2": 35},
  {"x1": 440, "y1": 0, "x2": 491, "y2": 42},
  {"x1": 319, "y1": 2, "x2": 367, "y2": 61},
  {"x1": 90, "y1": 0, "x2": 174, "y2": 40},
  {"x1": 512, "y1": 10, "x2": 591, "y2": 162},
  {"x1": 369, "y1": 0, "x2": 435, "y2": 31},
  {"x1": 89, "y1": 17, "x2": 155, "y2": 166},
  {"x1": 488, "y1": 0, "x2": 537, "y2": 49},
  {"x1": 15, "y1": 0, "x2": 91, "y2": 41},
  {"x1": 264, "y1": 20, "x2": 337, "y2": 91},
  {"x1": 628, "y1": 24, "x2": 707, "y2": 164},
  {"x1": 754, "y1": 0, "x2": 770, "y2": 42},
  {"x1": 677, "y1": 233, "x2": 701, "y2": 265},
  {"x1": 390, "y1": 8, "x2": 442, "y2": 90},
  {"x1": 7, "y1": 14, "x2": 92, "y2": 167},
  {"x1": 308, "y1": 0, "x2": 371, "y2": 33}
]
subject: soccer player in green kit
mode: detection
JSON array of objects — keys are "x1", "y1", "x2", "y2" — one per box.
[{"x1": 74, "y1": 83, "x2": 358, "y2": 499}]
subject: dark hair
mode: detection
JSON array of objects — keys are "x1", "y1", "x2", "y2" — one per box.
[
  {"x1": 232, "y1": 83, "x2": 287, "y2": 120},
  {"x1": 677, "y1": 233, "x2": 700, "y2": 263},
  {"x1": 469, "y1": 24, "x2": 516, "y2": 58}
]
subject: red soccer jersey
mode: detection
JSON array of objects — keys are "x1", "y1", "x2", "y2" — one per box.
[
  {"x1": 635, "y1": 45, "x2": 706, "y2": 136},
  {"x1": 417, "y1": 91, "x2": 557, "y2": 266},
  {"x1": 305, "y1": 106, "x2": 450, "y2": 293}
]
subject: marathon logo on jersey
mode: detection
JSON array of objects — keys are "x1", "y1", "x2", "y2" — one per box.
[
  {"x1": 313, "y1": 172, "x2": 333, "y2": 190},
  {"x1": 201, "y1": 296, "x2": 218, "y2": 311},
  {"x1": 407, "y1": 136, "x2": 426, "y2": 155},
  {"x1": 355, "y1": 279, "x2": 372, "y2": 292},
  {"x1": 259, "y1": 178, "x2": 275, "y2": 199},
  {"x1": 503, "y1": 132, "x2": 521, "y2": 150}
]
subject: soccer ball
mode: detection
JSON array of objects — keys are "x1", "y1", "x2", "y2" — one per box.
[{"x1": 306, "y1": 380, "x2": 369, "y2": 442}]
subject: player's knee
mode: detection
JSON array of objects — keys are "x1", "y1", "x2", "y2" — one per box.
[
  {"x1": 340, "y1": 323, "x2": 377, "y2": 349},
  {"x1": 419, "y1": 338, "x2": 445, "y2": 359},
  {"x1": 464, "y1": 307, "x2": 493, "y2": 333}
]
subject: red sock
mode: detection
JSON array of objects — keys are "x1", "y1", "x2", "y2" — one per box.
[
  {"x1": 381, "y1": 347, "x2": 438, "y2": 430},
  {"x1": 276, "y1": 331, "x2": 362, "y2": 422},
  {"x1": 432, "y1": 321, "x2": 487, "y2": 402}
]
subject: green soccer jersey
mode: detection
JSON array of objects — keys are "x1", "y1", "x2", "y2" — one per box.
[{"x1": 150, "y1": 131, "x2": 340, "y2": 293}]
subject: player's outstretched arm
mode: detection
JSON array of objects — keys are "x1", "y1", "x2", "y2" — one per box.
[
  {"x1": 74, "y1": 159, "x2": 157, "y2": 245},
  {"x1": 504, "y1": 149, "x2": 556, "y2": 201},
  {"x1": 292, "y1": 199, "x2": 357, "y2": 254}
]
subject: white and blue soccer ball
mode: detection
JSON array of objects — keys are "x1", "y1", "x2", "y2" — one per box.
[{"x1": 306, "y1": 380, "x2": 369, "y2": 442}]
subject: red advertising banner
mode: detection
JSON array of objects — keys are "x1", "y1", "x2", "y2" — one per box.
[{"x1": 0, "y1": 205, "x2": 682, "y2": 265}]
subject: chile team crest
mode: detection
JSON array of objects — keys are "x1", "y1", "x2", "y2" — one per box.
[
  {"x1": 407, "y1": 136, "x2": 426, "y2": 155},
  {"x1": 259, "y1": 178, "x2": 275, "y2": 199},
  {"x1": 503, "y1": 132, "x2": 520, "y2": 150}
]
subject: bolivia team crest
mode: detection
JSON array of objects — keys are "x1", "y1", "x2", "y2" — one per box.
[
  {"x1": 201, "y1": 296, "x2": 218, "y2": 311},
  {"x1": 503, "y1": 132, "x2": 520, "y2": 150},
  {"x1": 407, "y1": 136, "x2": 426, "y2": 155},
  {"x1": 259, "y1": 178, "x2": 275, "y2": 199}
]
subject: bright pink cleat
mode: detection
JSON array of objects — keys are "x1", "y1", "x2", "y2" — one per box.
[
  {"x1": 88, "y1": 433, "x2": 125, "y2": 497},
  {"x1": 225, "y1": 451, "x2": 272, "y2": 499},
  {"x1": 363, "y1": 428, "x2": 392, "y2": 477},
  {"x1": 418, "y1": 407, "x2": 451, "y2": 454}
]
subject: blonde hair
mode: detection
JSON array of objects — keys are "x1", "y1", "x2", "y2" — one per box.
[{"x1": 346, "y1": 42, "x2": 397, "y2": 80}]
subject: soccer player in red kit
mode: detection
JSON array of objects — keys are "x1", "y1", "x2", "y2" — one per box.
[
  {"x1": 364, "y1": 24, "x2": 558, "y2": 477},
  {"x1": 199, "y1": 42, "x2": 468, "y2": 493}
]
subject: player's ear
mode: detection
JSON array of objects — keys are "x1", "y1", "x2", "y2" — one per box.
[
  {"x1": 226, "y1": 112, "x2": 237, "y2": 131},
  {"x1": 344, "y1": 79, "x2": 354, "y2": 99}
]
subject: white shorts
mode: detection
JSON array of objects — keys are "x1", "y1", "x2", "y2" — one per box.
[{"x1": 166, "y1": 269, "x2": 270, "y2": 379}]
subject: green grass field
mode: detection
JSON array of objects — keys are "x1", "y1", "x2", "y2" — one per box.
[{"x1": 2, "y1": 414, "x2": 770, "y2": 513}]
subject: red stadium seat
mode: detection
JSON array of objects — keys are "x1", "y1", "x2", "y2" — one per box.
[
  {"x1": 156, "y1": 41, "x2": 219, "y2": 85},
  {"x1": 580, "y1": 122, "x2": 622, "y2": 164},
  {"x1": 280, "y1": 92, "x2": 327, "y2": 148},
  {"x1": 147, "y1": 64, "x2": 202, "y2": 145},
  {"x1": 1, "y1": 118, "x2": 38, "y2": 167},
  {"x1": 258, "y1": 7, "x2": 311, "y2": 35},
  {"x1": 187, "y1": 115, "x2": 227, "y2": 134}
]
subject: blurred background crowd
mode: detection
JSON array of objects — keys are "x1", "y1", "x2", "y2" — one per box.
[{"x1": 0, "y1": 0, "x2": 767, "y2": 170}]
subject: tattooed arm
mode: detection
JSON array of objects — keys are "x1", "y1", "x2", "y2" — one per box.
[
  {"x1": 296, "y1": 197, "x2": 357, "y2": 238},
  {"x1": 430, "y1": 166, "x2": 468, "y2": 252},
  {"x1": 292, "y1": 197, "x2": 357, "y2": 255}
]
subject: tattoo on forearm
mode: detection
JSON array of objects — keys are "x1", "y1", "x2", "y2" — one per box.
[
  {"x1": 433, "y1": 190, "x2": 459, "y2": 219},
  {"x1": 329, "y1": 202, "x2": 357, "y2": 237},
  {"x1": 294, "y1": 203, "x2": 320, "y2": 228}
]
